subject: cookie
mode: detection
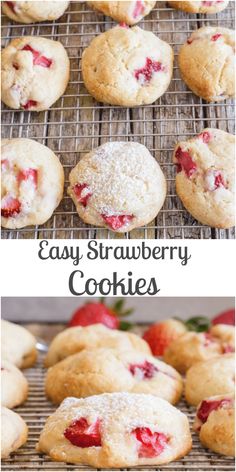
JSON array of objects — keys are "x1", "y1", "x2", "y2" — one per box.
[
  {"x1": 44, "y1": 324, "x2": 151, "y2": 367},
  {"x1": 87, "y1": 1, "x2": 156, "y2": 25},
  {"x1": 82, "y1": 25, "x2": 173, "y2": 106},
  {"x1": 168, "y1": 1, "x2": 229, "y2": 14},
  {"x1": 1, "y1": 36, "x2": 70, "y2": 111},
  {"x1": 173, "y1": 128, "x2": 235, "y2": 228},
  {"x1": 2, "y1": 1, "x2": 70, "y2": 23},
  {"x1": 194, "y1": 393, "x2": 235, "y2": 456},
  {"x1": 185, "y1": 354, "x2": 235, "y2": 405},
  {"x1": 1, "y1": 407, "x2": 28, "y2": 459},
  {"x1": 163, "y1": 331, "x2": 222, "y2": 374},
  {"x1": 37, "y1": 392, "x2": 192, "y2": 467},
  {"x1": 68, "y1": 142, "x2": 166, "y2": 232},
  {"x1": 210, "y1": 324, "x2": 235, "y2": 352},
  {"x1": 45, "y1": 348, "x2": 183, "y2": 405},
  {"x1": 178, "y1": 27, "x2": 235, "y2": 102},
  {"x1": 1, "y1": 138, "x2": 64, "y2": 229},
  {"x1": 1, "y1": 360, "x2": 28, "y2": 408},
  {"x1": 1, "y1": 319, "x2": 37, "y2": 368}
]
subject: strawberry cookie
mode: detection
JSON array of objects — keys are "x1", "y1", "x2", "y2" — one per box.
[
  {"x1": 1, "y1": 36, "x2": 70, "y2": 111},
  {"x1": 173, "y1": 128, "x2": 235, "y2": 228},
  {"x1": 2, "y1": 1, "x2": 69, "y2": 23},
  {"x1": 87, "y1": 1, "x2": 156, "y2": 25},
  {"x1": 1, "y1": 360, "x2": 28, "y2": 409},
  {"x1": 45, "y1": 324, "x2": 151, "y2": 367},
  {"x1": 185, "y1": 354, "x2": 235, "y2": 405},
  {"x1": 1, "y1": 320, "x2": 37, "y2": 368},
  {"x1": 68, "y1": 142, "x2": 166, "y2": 232},
  {"x1": 163, "y1": 331, "x2": 224, "y2": 374},
  {"x1": 1, "y1": 138, "x2": 64, "y2": 229},
  {"x1": 178, "y1": 27, "x2": 235, "y2": 102},
  {"x1": 1, "y1": 407, "x2": 28, "y2": 458},
  {"x1": 168, "y1": 1, "x2": 229, "y2": 14},
  {"x1": 37, "y1": 392, "x2": 192, "y2": 467},
  {"x1": 45, "y1": 348, "x2": 183, "y2": 405},
  {"x1": 194, "y1": 393, "x2": 235, "y2": 456},
  {"x1": 82, "y1": 25, "x2": 173, "y2": 106}
]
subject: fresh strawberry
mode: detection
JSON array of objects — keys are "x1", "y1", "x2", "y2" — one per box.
[
  {"x1": 143, "y1": 319, "x2": 187, "y2": 356},
  {"x1": 68, "y1": 299, "x2": 133, "y2": 330},
  {"x1": 212, "y1": 309, "x2": 235, "y2": 326},
  {"x1": 1, "y1": 196, "x2": 21, "y2": 218}
]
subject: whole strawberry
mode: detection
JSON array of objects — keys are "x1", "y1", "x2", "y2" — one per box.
[
  {"x1": 143, "y1": 319, "x2": 187, "y2": 356},
  {"x1": 68, "y1": 299, "x2": 133, "y2": 331},
  {"x1": 212, "y1": 309, "x2": 235, "y2": 326}
]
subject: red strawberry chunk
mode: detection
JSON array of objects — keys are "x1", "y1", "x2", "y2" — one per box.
[
  {"x1": 129, "y1": 361, "x2": 158, "y2": 380},
  {"x1": 214, "y1": 171, "x2": 226, "y2": 189},
  {"x1": 133, "y1": 427, "x2": 168, "y2": 458},
  {"x1": 102, "y1": 214, "x2": 134, "y2": 230},
  {"x1": 202, "y1": 1, "x2": 223, "y2": 5},
  {"x1": 64, "y1": 418, "x2": 102, "y2": 448},
  {"x1": 187, "y1": 38, "x2": 194, "y2": 44},
  {"x1": 22, "y1": 100, "x2": 38, "y2": 110},
  {"x1": 135, "y1": 58, "x2": 165, "y2": 84},
  {"x1": 197, "y1": 398, "x2": 232, "y2": 424},
  {"x1": 133, "y1": 0, "x2": 145, "y2": 18},
  {"x1": 5, "y1": 1, "x2": 16, "y2": 12},
  {"x1": 222, "y1": 344, "x2": 234, "y2": 353},
  {"x1": 22, "y1": 44, "x2": 52, "y2": 68},
  {"x1": 119, "y1": 22, "x2": 129, "y2": 28},
  {"x1": 175, "y1": 147, "x2": 197, "y2": 178},
  {"x1": 1, "y1": 196, "x2": 21, "y2": 218},
  {"x1": 73, "y1": 183, "x2": 92, "y2": 207},
  {"x1": 18, "y1": 168, "x2": 38, "y2": 187},
  {"x1": 1, "y1": 159, "x2": 10, "y2": 171},
  {"x1": 198, "y1": 131, "x2": 211, "y2": 143},
  {"x1": 211, "y1": 33, "x2": 222, "y2": 41}
]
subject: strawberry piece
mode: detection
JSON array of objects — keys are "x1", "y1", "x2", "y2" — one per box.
[
  {"x1": 119, "y1": 22, "x2": 129, "y2": 28},
  {"x1": 18, "y1": 168, "x2": 38, "y2": 187},
  {"x1": 133, "y1": 0, "x2": 145, "y2": 18},
  {"x1": 73, "y1": 183, "x2": 92, "y2": 207},
  {"x1": 187, "y1": 38, "x2": 194, "y2": 44},
  {"x1": 5, "y1": 1, "x2": 16, "y2": 12},
  {"x1": 143, "y1": 319, "x2": 187, "y2": 356},
  {"x1": 13, "y1": 63, "x2": 19, "y2": 70},
  {"x1": 133, "y1": 427, "x2": 168, "y2": 458},
  {"x1": 22, "y1": 44, "x2": 52, "y2": 68},
  {"x1": 102, "y1": 214, "x2": 134, "y2": 230},
  {"x1": 22, "y1": 100, "x2": 38, "y2": 110},
  {"x1": 1, "y1": 159, "x2": 10, "y2": 171},
  {"x1": 129, "y1": 360, "x2": 158, "y2": 380},
  {"x1": 198, "y1": 131, "x2": 211, "y2": 143},
  {"x1": 69, "y1": 302, "x2": 119, "y2": 329},
  {"x1": 135, "y1": 58, "x2": 165, "y2": 84},
  {"x1": 197, "y1": 399, "x2": 232, "y2": 424},
  {"x1": 64, "y1": 418, "x2": 101, "y2": 448},
  {"x1": 175, "y1": 147, "x2": 197, "y2": 178},
  {"x1": 202, "y1": 1, "x2": 223, "y2": 5},
  {"x1": 212, "y1": 309, "x2": 235, "y2": 326},
  {"x1": 222, "y1": 344, "x2": 235, "y2": 353},
  {"x1": 1, "y1": 196, "x2": 21, "y2": 218},
  {"x1": 214, "y1": 171, "x2": 226, "y2": 189},
  {"x1": 211, "y1": 33, "x2": 222, "y2": 41}
]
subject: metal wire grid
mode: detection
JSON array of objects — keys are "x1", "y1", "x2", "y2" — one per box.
[
  {"x1": 1, "y1": 1, "x2": 235, "y2": 240},
  {"x1": 1, "y1": 352, "x2": 235, "y2": 472}
]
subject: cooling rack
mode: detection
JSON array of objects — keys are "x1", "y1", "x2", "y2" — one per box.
[
  {"x1": 2, "y1": 350, "x2": 235, "y2": 472},
  {"x1": 1, "y1": 1, "x2": 235, "y2": 239}
]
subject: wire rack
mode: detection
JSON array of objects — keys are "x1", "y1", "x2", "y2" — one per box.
[
  {"x1": 1, "y1": 1, "x2": 235, "y2": 240},
  {"x1": 1, "y1": 351, "x2": 235, "y2": 472}
]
